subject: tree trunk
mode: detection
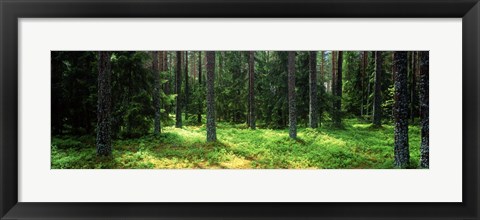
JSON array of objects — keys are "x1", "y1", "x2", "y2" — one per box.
[
  {"x1": 361, "y1": 51, "x2": 367, "y2": 116},
  {"x1": 320, "y1": 51, "x2": 325, "y2": 86},
  {"x1": 411, "y1": 51, "x2": 418, "y2": 123},
  {"x1": 206, "y1": 51, "x2": 217, "y2": 142},
  {"x1": 175, "y1": 51, "x2": 183, "y2": 128},
  {"x1": 248, "y1": 51, "x2": 256, "y2": 129},
  {"x1": 365, "y1": 51, "x2": 369, "y2": 115},
  {"x1": 309, "y1": 51, "x2": 318, "y2": 128},
  {"x1": 288, "y1": 51, "x2": 297, "y2": 139},
  {"x1": 185, "y1": 51, "x2": 189, "y2": 121},
  {"x1": 164, "y1": 52, "x2": 171, "y2": 114},
  {"x1": 159, "y1": 51, "x2": 164, "y2": 72},
  {"x1": 319, "y1": 51, "x2": 325, "y2": 125},
  {"x1": 373, "y1": 51, "x2": 383, "y2": 126},
  {"x1": 152, "y1": 51, "x2": 161, "y2": 135},
  {"x1": 197, "y1": 51, "x2": 202, "y2": 124},
  {"x1": 332, "y1": 51, "x2": 337, "y2": 95},
  {"x1": 96, "y1": 51, "x2": 112, "y2": 156},
  {"x1": 419, "y1": 51, "x2": 429, "y2": 168},
  {"x1": 333, "y1": 51, "x2": 343, "y2": 126},
  {"x1": 192, "y1": 52, "x2": 197, "y2": 84},
  {"x1": 163, "y1": 51, "x2": 168, "y2": 71},
  {"x1": 393, "y1": 51, "x2": 410, "y2": 168}
]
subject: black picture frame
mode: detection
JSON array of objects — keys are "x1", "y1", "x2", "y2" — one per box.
[{"x1": 1, "y1": 0, "x2": 479, "y2": 219}]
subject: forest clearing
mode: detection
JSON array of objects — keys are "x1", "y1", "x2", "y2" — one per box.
[{"x1": 52, "y1": 51, "x2": 428, "y2": 169}]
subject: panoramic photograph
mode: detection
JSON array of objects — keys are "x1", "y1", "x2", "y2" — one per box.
[{"x1": 51, "y1": 51, "x2": 429, "y2": 169}]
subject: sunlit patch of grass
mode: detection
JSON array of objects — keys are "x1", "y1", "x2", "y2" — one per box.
[{"x1": 51, "y1": 118, "x2": 423, "y2": 169}]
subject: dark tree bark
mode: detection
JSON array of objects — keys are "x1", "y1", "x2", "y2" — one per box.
[
  {"x1": 219, "y1": 52, "x2": 224, "y2": 84},
  {"x1": 197, "y1": 51, "x2": 203, "y2": 124},
  {"x1": 206, "y1": 51, "x2": 217, "y2": 142},
  {"x1": 159, "y1": 51, "x2": 164, "y2": 72},
  {"x1": 185, "y1": 51, "x2": 189, "y2": 120},
  {"x1": 158, "y1": 51, "x2": 165, "y2": 114},
  {"x1": 192, "y1": 52, "x2": 197, "y2": 83},
  {"x1": 410, "y1": 52, "x2": 420, "y2": 123},
  {"x1": 320, "y1": 51, "x2": 325, "y2": 84},
  {"x1": 319, "y1": 51, "x2": 325, "y2": 125},
  {"x1": 164, "y1": 52, "x2": 171, "y2": 114},
  {"x1": 309, "y1": 51, "x2": 318, "y2": 128},
  {"x1": 288, "y1": 51, "x2": 297, "y2": 139},
  {"x1": 163, "y1": 51, "x2": 167, "y2": 70},
  {"x1": 333, "y1": 51, "x2": 343, "y2": 126},
  {"x1": 331, "y1": 51, "x2": 337, "y2": 95},
  {"x1": 419, "y1": 51, "x2": 429, "y2": 168},
  {"x1": 373, "y1": 51, "x2": 383, "y2": 127},
  {"x1": 175, "y1": 51, "x2": 183, "y2": 128},
  {"x1": 248, "y1": 51, "x2": 256, "y2": 129},
  {"x1": 96, "y1": 51, "x2": 112, "y2": 156},
  {"x1": 152, "y1": 51, "x2": 161, "y2": 135},
  {"x1": 393, "y1": 51, "x2": 410, "y2": 168},
  {"x1": 411, "y1": 51, "x2": 418, "y2": 123},
  {"x1": 361, "y1": 51, "x2": 368, "y2": 116}
]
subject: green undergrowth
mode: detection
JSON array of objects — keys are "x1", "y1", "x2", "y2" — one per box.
[{"x1": 51, "y1": 119, "x2": 422, "y2": 169}]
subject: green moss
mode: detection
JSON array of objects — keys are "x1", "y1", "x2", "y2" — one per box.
[{"x1": 51, "y1": 118, "x2": 422, "y2": 169}]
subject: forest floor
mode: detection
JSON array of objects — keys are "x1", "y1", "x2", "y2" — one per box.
[{"x1": 51, "y1": 119, "x2": 422, "y2": 169}]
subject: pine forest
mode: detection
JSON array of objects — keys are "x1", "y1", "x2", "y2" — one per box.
[{"x1": 51, "y1": 51, "x2": 429, "y2": 169}]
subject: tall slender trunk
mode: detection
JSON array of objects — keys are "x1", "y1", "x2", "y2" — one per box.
[
  {"x1": 393, "y1": 51, "x2": 410, "y2": 168},
  {"x1": 164, "y1": 52, "x2": 171, "y2": 114},
  {"x1": 288, "y1": 51, "x2": 297, "y2": 139},
  {"x1": 333, "y1": 51, "x2": 343, "y2": 126},
  {"x1": 411, "y1": 51, "x2": 418, "y2": 123},
  {"x1": 175, "y1": 51, "x2": 183, "y2": 128},
  {"x1": 309, "y1": 51, "x2": 318, "y2": 128},
  {"x1": 319, "y1": 51, "x2": 325, "y2": 125},
  {"x1": 419, "y1": 51, "x2": 429, "y2": 168},
  {"x1": 159, "y1": 51, "x2": 165, "y2": 116},
  {"x1": 373, "y1": 51, "x2": 383, "y2": 126},
  {"x1": 219, "y1": 52, "x2": 224, "y2": 83},
  {"x1": 206, "y1": 51, "x2": 217, "y2": 142},
  {"x1": 320, "y1": 51, "x2": 325, "y2": 86},
  {"x1": 332, "y1": 51, "x2": 337, "y2": 95},
  {"x1": 361, "y1": 51, "x2": 367, "y2": 116},
  {"x1": 163, "y1": 51, "x2": 168, "y2": 71},
  {"x1": 192, "y1": 52, "x2": 197, "y2": 85},
  {"x1": 152, "y1": 51, "x2": 161, "y2": 135},
  {"x1": 96, "y1": 51, "x2": 112, "y2": 156},
  {"x1": 185, "y1": 51, "x2": 189, "y2": 120},
  {"x1": 197, "y1": 51, "x2": 203, "y2": 124},
  {"x1": 365, "y1": 52, "x2": 370, "y2": 114},
  {"x1": 248, "y1": 51, "x2": 256, "y2": 129}
]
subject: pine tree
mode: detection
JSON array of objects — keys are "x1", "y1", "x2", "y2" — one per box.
[
  {"x1": 333, "y1": 51, "x2": 343, "y2": 126},
  {"x1": 419, "y1": 51, "x2": 429, "y2": 168},
  {"x1": 185, "y1": 51, "x2": 189, "y2": 120},
  {"x1": 96, "y1": 51, "x2": 112, "y2": 156},
  {"x1": 248, "y1": 51, "x2": 256, "y2": 129},
  {"x1": 197, "y1": 51, "x2": 203, "y2": 124},
  {"x1": 206, "y1": 51, "x2": 217, "y2": 142},
  {"x1": 393, "y1": 51, "x2": 410, "y2": 168},
  {"x1": 175, "y1": 51, "x2": 183, "y2": 128},
  {"x1": 152, "y1": 51, "x2": 161, "y2": 135},
  {"x1": 411, "y1": 51, "x2": 418, "y2": 123},
  {"x1": 288, "y1": 51, "x2": 297, "y2": 139},
  {"x1": 309, "y1": 51, "x2": 318, "y2": 128},
  {"x1": 373, "y1": 51, "x2": 383, "y2": 127}
]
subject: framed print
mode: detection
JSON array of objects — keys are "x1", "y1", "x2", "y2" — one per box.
[{"x1": 1, "y1": 0, "x2": 479, "y2": 219}]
